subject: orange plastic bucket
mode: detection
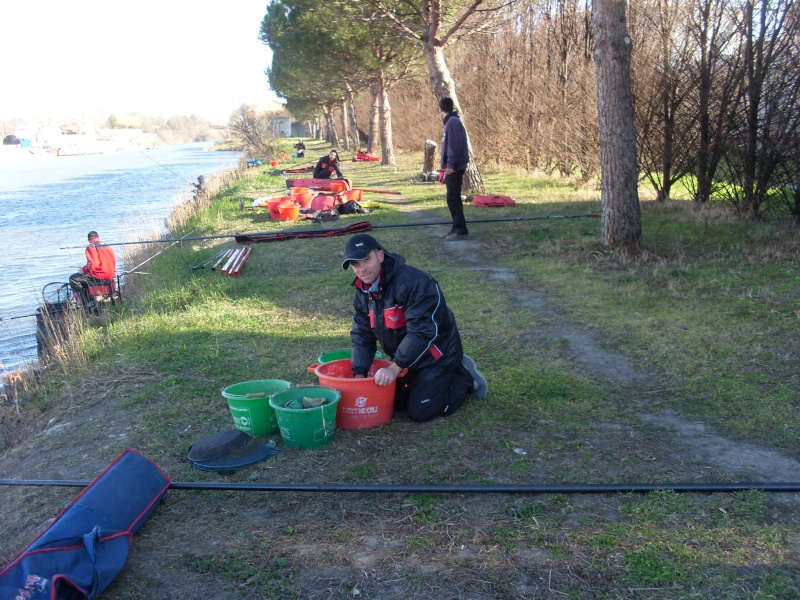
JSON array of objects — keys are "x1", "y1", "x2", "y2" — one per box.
[
  {"x1": 292, "y1": 191, "x2": 315, "y2": 208},
  {"x1": 345, "y1": 189, "x2": 363, "y2": 202},
  {"x1": 308, "y1": 359, "x2": 395, "y2": 429},
  {"x1": 291, "y1": 187, "x2": 309, "y2": 194},
  {"x1": 269, "y1": 160, "x2": 279, "y2": 167},
  {"x1": 267, "y1": 196, "x2": 293, "y2": 219},
  {"x1": 329, "y1": 181, "x2": 348, "y2": 194},
  {"x1": 278, "y1": 203, "x2": 300, "y2": 221}
]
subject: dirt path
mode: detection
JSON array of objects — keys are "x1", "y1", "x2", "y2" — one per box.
[{"x1": 411, "y1": 199, "x2": 800, "y2": 486}]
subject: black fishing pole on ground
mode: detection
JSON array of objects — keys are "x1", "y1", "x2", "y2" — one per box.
[
  {"x1": 1, "y1": 478, "x2": 798, "y2": 495},
  {"x1": 58, "y1": 214, "x2": 602, "y2": 249}
]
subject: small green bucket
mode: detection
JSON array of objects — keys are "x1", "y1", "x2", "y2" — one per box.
[
  {"x1": 317, "y1": 348, "x2": 385, "y2": 364},
  {"x1": 269, "y1": 387, "x2": 341, "y2": 449},
  {"x1": 221, "y1": 379, "x2": 292, "y2": 436}
]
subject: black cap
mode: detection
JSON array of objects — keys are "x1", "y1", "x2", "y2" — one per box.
[
  {"x1": 88, "y1": 231, "x2": 99, "y2": 240},
  {"x1": 342, "y1": 234, "x2": 382, "y2": 269}
]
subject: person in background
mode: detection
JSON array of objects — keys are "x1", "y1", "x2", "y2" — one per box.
[
  {"x1": 342, "y1": 234, "x2": 488, "y2": 423},
  {"x1": 69, "y1": 231, "x2": 117, "y2": 308},
  {"x1": 293, "y1": 139, "x2": 306, "y2": 158},
  {"x1": 439, "y1": 97, "x2": 470, "y2": 241},
  {"x1": 313, "y1": 150, "x2": 343, "y2": 179},
  {"x1": 194, "y1": 175, "x2": 208, "y2": 198}
]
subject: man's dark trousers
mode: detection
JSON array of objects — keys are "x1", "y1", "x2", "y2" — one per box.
[
  {"x1": 394, "y1": 359, "x2": 472, "y2": 422},
  {"x1": 445, "y1": 169, "x2": 468, "y2": 235}
]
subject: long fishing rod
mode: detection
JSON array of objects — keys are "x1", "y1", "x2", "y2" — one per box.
[
  {"x1": 140, "y1": 151, "x2": 194, "y2": 185},
  {"x1": 0, "y1": 231, "x2": 199, "y2": 321},
  {"x1": 120, "y1": 228, "x2": 200, "y2": 275},
  {"x1": 0, "y1": 478, "x2": 798, "y2": 494},
  {"x1": 59, "y1": 214, "x2": 601, "y2": 249}
]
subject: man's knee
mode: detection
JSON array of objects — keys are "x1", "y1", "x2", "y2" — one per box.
[{"x1": 406, "y1": 399, "x2": 443, "y2": 422}]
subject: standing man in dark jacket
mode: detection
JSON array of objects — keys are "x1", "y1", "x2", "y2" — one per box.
[
  {"x1": 439, "y1": 97, "x2": 471, "y2": 241},
  {"x1": 342, "y1": 234, "x2": 488, "y2": 422},
  {"x1": 313, "y1": 150, "x2": 343, "y2": 179}
]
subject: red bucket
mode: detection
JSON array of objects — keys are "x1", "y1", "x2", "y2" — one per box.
[
  {"x1": 267, "y1": 196, "x2": 293, "y2": 219},
  {"x1": 292, "y1": 191, "x2": 315, "y2": 208},
  {"x1": 307, "y1": 359, "x2": 395, "y2": 429},
  {"x1": 345, "y1": 189, "x2": 363, "y2": 202},
  {"x1": 278, "y1": 203, "x2": 300, "y2": 221}
]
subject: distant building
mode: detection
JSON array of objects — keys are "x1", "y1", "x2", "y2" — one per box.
[
  {"x1": 269, "y1": 116, "x2": 292, "y2": 137},
  {"x1": 268, "y1": 107, "x2": 310, "y2": 138},
  {"x1": 97, "y1": 128, "x2": 145, "y2": 143}
]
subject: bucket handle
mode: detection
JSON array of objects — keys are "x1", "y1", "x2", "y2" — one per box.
[
  {"x1": 306, "y1": 363, "x2": 320, "y2": 373},
  {"x1": 294, "y1": 383, "x2": 319, "y2": 388},
  {"x1": 245, "y1": 392, "x2": 266, "y2": 398}
]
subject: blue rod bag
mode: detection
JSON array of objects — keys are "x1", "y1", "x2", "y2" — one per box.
[{"x1": 0, "y1": 449, "x2": 170, "y2": 599}]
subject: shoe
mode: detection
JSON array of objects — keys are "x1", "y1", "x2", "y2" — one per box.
[
  {"x1": 444, "y1": 231, "x2": 469, "y2": 241},
  {"x1": 462, "y1": 355, "x2": 487, "y2": 398}
]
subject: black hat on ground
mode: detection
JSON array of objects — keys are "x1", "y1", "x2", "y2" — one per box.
[{"x1": 342, "y1": 234, "x2": 383, "y2": 269}]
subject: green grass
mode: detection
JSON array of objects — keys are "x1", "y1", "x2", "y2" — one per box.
[{"x1": 6, "y1": 143, "x2": 799, "y2": 599}]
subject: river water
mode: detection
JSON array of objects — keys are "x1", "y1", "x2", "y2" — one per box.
[{"x1": 0, "y1": 143, "x2": 242, "y2": 373}]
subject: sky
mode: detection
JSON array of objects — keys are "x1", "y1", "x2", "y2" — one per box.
[{"x1": 2, "y1": 1, "x2": 281, "y2": 124}]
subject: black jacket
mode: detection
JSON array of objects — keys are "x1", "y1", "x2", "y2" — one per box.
[
  {"x1": 350, "y1": 251, "x2": 463, "y2": 376},
  {"x1": 313, "y1": 155, "x2": 343, "y2": 179}
]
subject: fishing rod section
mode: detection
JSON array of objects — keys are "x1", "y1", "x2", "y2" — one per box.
[
  {"x1": 139, "y1": 151, "x2": 195, "y2": 186},
  {"x1": 59, "y1": 213, "x2": 602, "y2": 249},
  {"x1": 1, "y1": 478, "x2": 798, "y2": 495}
]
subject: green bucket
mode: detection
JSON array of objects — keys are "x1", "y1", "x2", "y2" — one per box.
[
  {"x1": 221, "y1": 379, "x2": 292, "y2": 436},
  {"x1": 317, "y1": 348, "x2": 385, "y2": 363},
  {"x1": 269, "y1": 387, "x2": 341, "y2": 449}
]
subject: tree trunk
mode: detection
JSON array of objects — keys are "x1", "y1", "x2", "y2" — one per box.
[
  {"x1": 660, "y1": 91, "x2": 674, "y2": 202},
  {"x1": 368, "y1": 86, "x2": 379, "y2": 155},
  {"x1": 339, "y1": 97, "x2": 351, "y2": 151},
  {"x1": 323, "y1": 104, "x2": 339, "y2": 147},
  {"x1": 377, "y1": 67, "x2": 396, "y2": 165},
  {"x1": 423, "y1": 44, "x2": 484, "y2": 193},
  {"x1": 593, "y1": 0, "x2": 642, "y2": 250},
  {"x1": 424, "y1": 140, "x2": 437, "y2": 174},
  {"x1": 346, "y1": 86, "x2": 361, "y2": 150}
]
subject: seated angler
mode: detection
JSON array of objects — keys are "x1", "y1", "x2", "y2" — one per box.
[{"x1": 69, "y1": 231, "x2": 117, "y2": 308}]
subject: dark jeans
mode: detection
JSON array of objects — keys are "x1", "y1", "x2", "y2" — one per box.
[
  {"x1": 394, "y1": 359, "x2": 472, "y2": 422},
  {"x1": 69, "y1": 273, "x2": 103, "y2": 307},
  {"x1": 445, "y1": 169, "x2": 468, "y2": 234}
]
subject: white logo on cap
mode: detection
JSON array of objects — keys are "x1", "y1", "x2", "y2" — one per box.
[{"x1": 355, "y1": 242, "x2": 364, "y2": 247}]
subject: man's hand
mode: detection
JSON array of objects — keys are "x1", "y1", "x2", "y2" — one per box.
[{"x1": 373, "y1": 363, "x2": 403, "y2": 386}]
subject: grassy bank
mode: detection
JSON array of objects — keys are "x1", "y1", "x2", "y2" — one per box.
[{"x1": 1, "y1": 139, "x2": 798, "y2": 598}]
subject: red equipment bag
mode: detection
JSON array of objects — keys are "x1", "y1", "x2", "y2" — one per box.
[
  {"x1": 311, "y1": 193, "x2": 343, "y2": 211},
  {"x1": 472, "y1": 194, "x2": 516, "y2": 207},
  {"x1": 353, "y1": 151, "x2": 380, "y2": 162},
  {"x1": 285, "y1": 178, "x2": 352, "y2": 191}
]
